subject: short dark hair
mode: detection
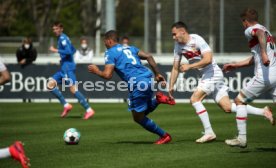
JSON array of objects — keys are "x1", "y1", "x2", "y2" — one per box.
[
  {"x1": 80, "y1": 36, "x2": 89, "y2": 43},
  {"x1": 240, "y1": 8, "x2": 258, "y2": 22},
  {"x1": 22, "y1": 37, "x2": 32, "y2": 44},
  {"x1": 53, "y1": 21, "x2": 63, "y2": 28},
  {"x1": 121, "y1": 36, "x2": 129, "y2": 40},
  {"x1": 104, "y1": 30, "x2": 119, "y2": 42},
  {"x1": 171, "y1": 21, "x2": 189, "y2": 31}
]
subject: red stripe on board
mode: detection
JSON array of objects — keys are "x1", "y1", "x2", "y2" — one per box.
[
  {"x1": 236, "y1": 117, "x2": 248, "y2": 120},
  {"x1": 197, "y1": 109, "x2": 207, "y2": 115}
]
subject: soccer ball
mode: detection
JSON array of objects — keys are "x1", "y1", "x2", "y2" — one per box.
[{"x1": 63, "y1": 128, "x2": 81, "y2": 145}]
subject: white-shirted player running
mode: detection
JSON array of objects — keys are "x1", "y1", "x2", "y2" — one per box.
[
  {"x1": 169, "y1": 21, "x2": 274, "y2": 144},
  {"x1": 224, "y1": 8, "x2": 276, "y2": 148}
]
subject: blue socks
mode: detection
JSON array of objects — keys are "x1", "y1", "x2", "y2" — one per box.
[
  {"x1": 139, "y1": 116, "x2": 165, "y2": 137},
  {"x1": 145, "y1": 98, "x2": 159, "y2": 115},
  {"x1": 74, "y1": 91, "x2": 90, "y2": 110},
  {"x1": 50, "y1": 88, "x2": 90, "y2": 110},
  {"x1": 51, "y1": 87, "x2": 66, "y2": 105}
]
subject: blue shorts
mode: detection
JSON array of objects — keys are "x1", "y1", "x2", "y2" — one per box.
[
  {"x1": 52, "y1": 70, "x2": 77, "y2": 85},
  {"x1": 128, "y1": 78, "x2": 153, "y2": 112}
]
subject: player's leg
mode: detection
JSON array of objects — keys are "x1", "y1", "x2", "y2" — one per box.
[
  {"x1": 215, "y1": 86, "x2": 270, "y2": 120},
  {"x1": 0, "y1": 147, "x2": 10, "y2": 159},
  {"x1": 225, "y1": 77, "x2": 264, "y2": 148},
  {"x1": 47, "y1": 72, "x2": 72, "y2": 117},
  {"x1": 0, "y1": 141, "x2": 30, "y2": 168},
  {"x1": 225, "y1": 92, "x2": 248, "y2": 148},
  {"x1": 266, "y1": 86, "x2": 276, "y2": 125},
  {"x1": 190, "y1": 89, "x2": 216, "y2": 143},
  {"x1": 131, "y1": 110, "x2": 171, "y2": 144},
  {"x1": 155, "y1": 92, "x2": 176, "y2": 105},
  {"x1": 144, "y1": 93, "x2": 175, "y2": 115},
  {"x1": 67, "y1": 71, "x2": 94, "y2": 119},
  {"x1": 129, "y1": 85, "x2": 171, "y2": 144},
  {"x1": 138, "y1": 77, "x2": 175, "y2": 115},
  {"x1": 231, "y1": 102, "x2": 274, "y2": 124},
  {"x1": 212, "y1": 82, "x2": 232, "y2": 113}
]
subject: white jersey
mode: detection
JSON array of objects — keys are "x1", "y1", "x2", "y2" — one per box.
[
  {"x1": 74, "y1": 49, "x2": 93, "y2": 63},
  {"x1": 0, "y1": 57, "x2": 7, "y2": 72},
  {"x1": 244, "y1": 24, "x2": 276, "y2": 78},
  {"x1": 174, "y1": 34, "x2": 222, "y2": 76}
]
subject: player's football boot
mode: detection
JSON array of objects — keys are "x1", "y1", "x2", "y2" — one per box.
[
  {"x1": 154, "y1": 133, "x2": 172, "y2": 144},
  {"x1": 9, "y1": 141, "x2": 30, "y2": 168},
  {"x1": 83, "y1": 109, "x2": 95, "y2": 120},
  {"x1": 156, "y1": 92, "x2": 175, "y2": 105},
  {"x1": 264, "y1": 106, "x2": 275, "y2": 126},
  {"x1": 61, "y1": 104, "x2": 73, "y2": 118},
  {"x1": 225, "y1": 137, "x2": 247, "y2": 148},
  {"x1": 195, "y1": 133, "x2": 216, "y2": 143}
]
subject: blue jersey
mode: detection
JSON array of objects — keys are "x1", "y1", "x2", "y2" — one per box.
[
  {"x1": 57, "y1": 33, "x2": 76, "y2": 72},
  {"x1": 105, "y1": 44, "x2": 153, "y2": 83}
]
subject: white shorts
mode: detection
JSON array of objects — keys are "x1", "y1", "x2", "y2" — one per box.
[
  {"x1": 197, "y1": 70, "x2": 229, "y2": 103},
  {"x1": 0, "y1": 57, "x2": 7, "y2": 72},
  {"x1": 241, "y1": 75, "x2": 276, "y2": 103}
]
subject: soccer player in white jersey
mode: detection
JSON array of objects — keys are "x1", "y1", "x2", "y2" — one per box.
[
  {"x1": 0, "y1": 57, "x2": 10, "y2": 85},
  {"x1": 0, "y1": 58, "x2": 30, "y2": 167},
  {"x1": 169, "y1": 21, "x2": 274, "y2": 144},
  {"x1": 224, "y1": 8, "x2": 276, "y2": 148}
]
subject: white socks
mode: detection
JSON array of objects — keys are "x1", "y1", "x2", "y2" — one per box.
[
  {"x1": 86, "y1": 107, "x2": 92, "y2": 113},
  {"x1": 64, "y1": 103, "x2": 69, "y2": 108},
  {"x1": 192, "y1": 102, "x2": 214, "y2": 135},
  {"x1": 0, "y1": 147, "x2": 11, "y2": 159},
  {"x1": 231, "y1": 103, "x2": 264, "y2": 116},
  {"x1": 236, "y1": 105, "x2": 247, "y2": 141}
]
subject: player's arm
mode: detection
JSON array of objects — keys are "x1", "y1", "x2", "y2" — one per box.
[
  {"x1": 138, "y1": 50, "x2": 166, "y2": 84},
  {"x1": 169, "y1": 60, "x2": 180, "y2": 99},
  {"x1": 138, "y1": 50, "x2": 160, "y2": 76},
  {"x1": 253, "y1": 29, "x2": 270, "y2": 66},
  {"x1": 180, "y1": 52, "x2": 212, "y2": 72},
  {"x1": 223, "y1": 56, "x2": 254, "y2": 73},
  {"x1": 58, "y1": 44, "x2": 74, "y2": 58},
  {"x1": 49, "y1": 40, "x2": 74, "y2": 58},
  {"x1": 88, "y1": 64, "x2": 114, "y2": 79}
]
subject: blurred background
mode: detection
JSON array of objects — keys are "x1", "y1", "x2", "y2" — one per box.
[{"x1": 0, "y1": 0, "x2": 275, "y2": 56}]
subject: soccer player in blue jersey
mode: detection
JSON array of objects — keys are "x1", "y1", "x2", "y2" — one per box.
[
  {"x1": 48, "y1": 21, "x2": 95, "y2": 120},
  {"x1": 88, "y1": 30, "x2": 175, "y2": 144}
]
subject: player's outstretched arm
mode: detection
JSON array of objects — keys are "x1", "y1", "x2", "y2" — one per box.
[
  {"x1": 88, "y1": 64, "x2": 114, "y2": 79},
  {"x1": 223, "y1": 56, "x2": 254, "y2": 73}
]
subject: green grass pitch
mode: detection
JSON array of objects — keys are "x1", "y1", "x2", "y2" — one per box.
[{"x1": 0, "y1": 103, "x2": 276, "y2": 168}]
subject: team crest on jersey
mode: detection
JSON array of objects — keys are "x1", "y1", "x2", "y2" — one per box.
[
  {"x1": 105, "y1": 55, "x2": 109, "y2": 62},
  {"x1": 190, "y1": 44, "x2": 196, "y2": 49},
  {"x1": 62, "y1": 40, "x2": 67, "y2": 46},
  {"x1": 117, "y1": 47, "x2": 122, "y2": 51}
]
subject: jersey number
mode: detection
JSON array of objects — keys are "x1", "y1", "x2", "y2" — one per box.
[
  {"x1": 123, "y1": 50, "x2": 137, "y2": 65},
  {"x1": 265, "y1": 31, "x2": 275, "y2": 50}
]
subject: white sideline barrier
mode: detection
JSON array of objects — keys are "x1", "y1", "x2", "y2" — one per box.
[{"x1": 0, "y1": 53, "x2": 250, "y2": 65}]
